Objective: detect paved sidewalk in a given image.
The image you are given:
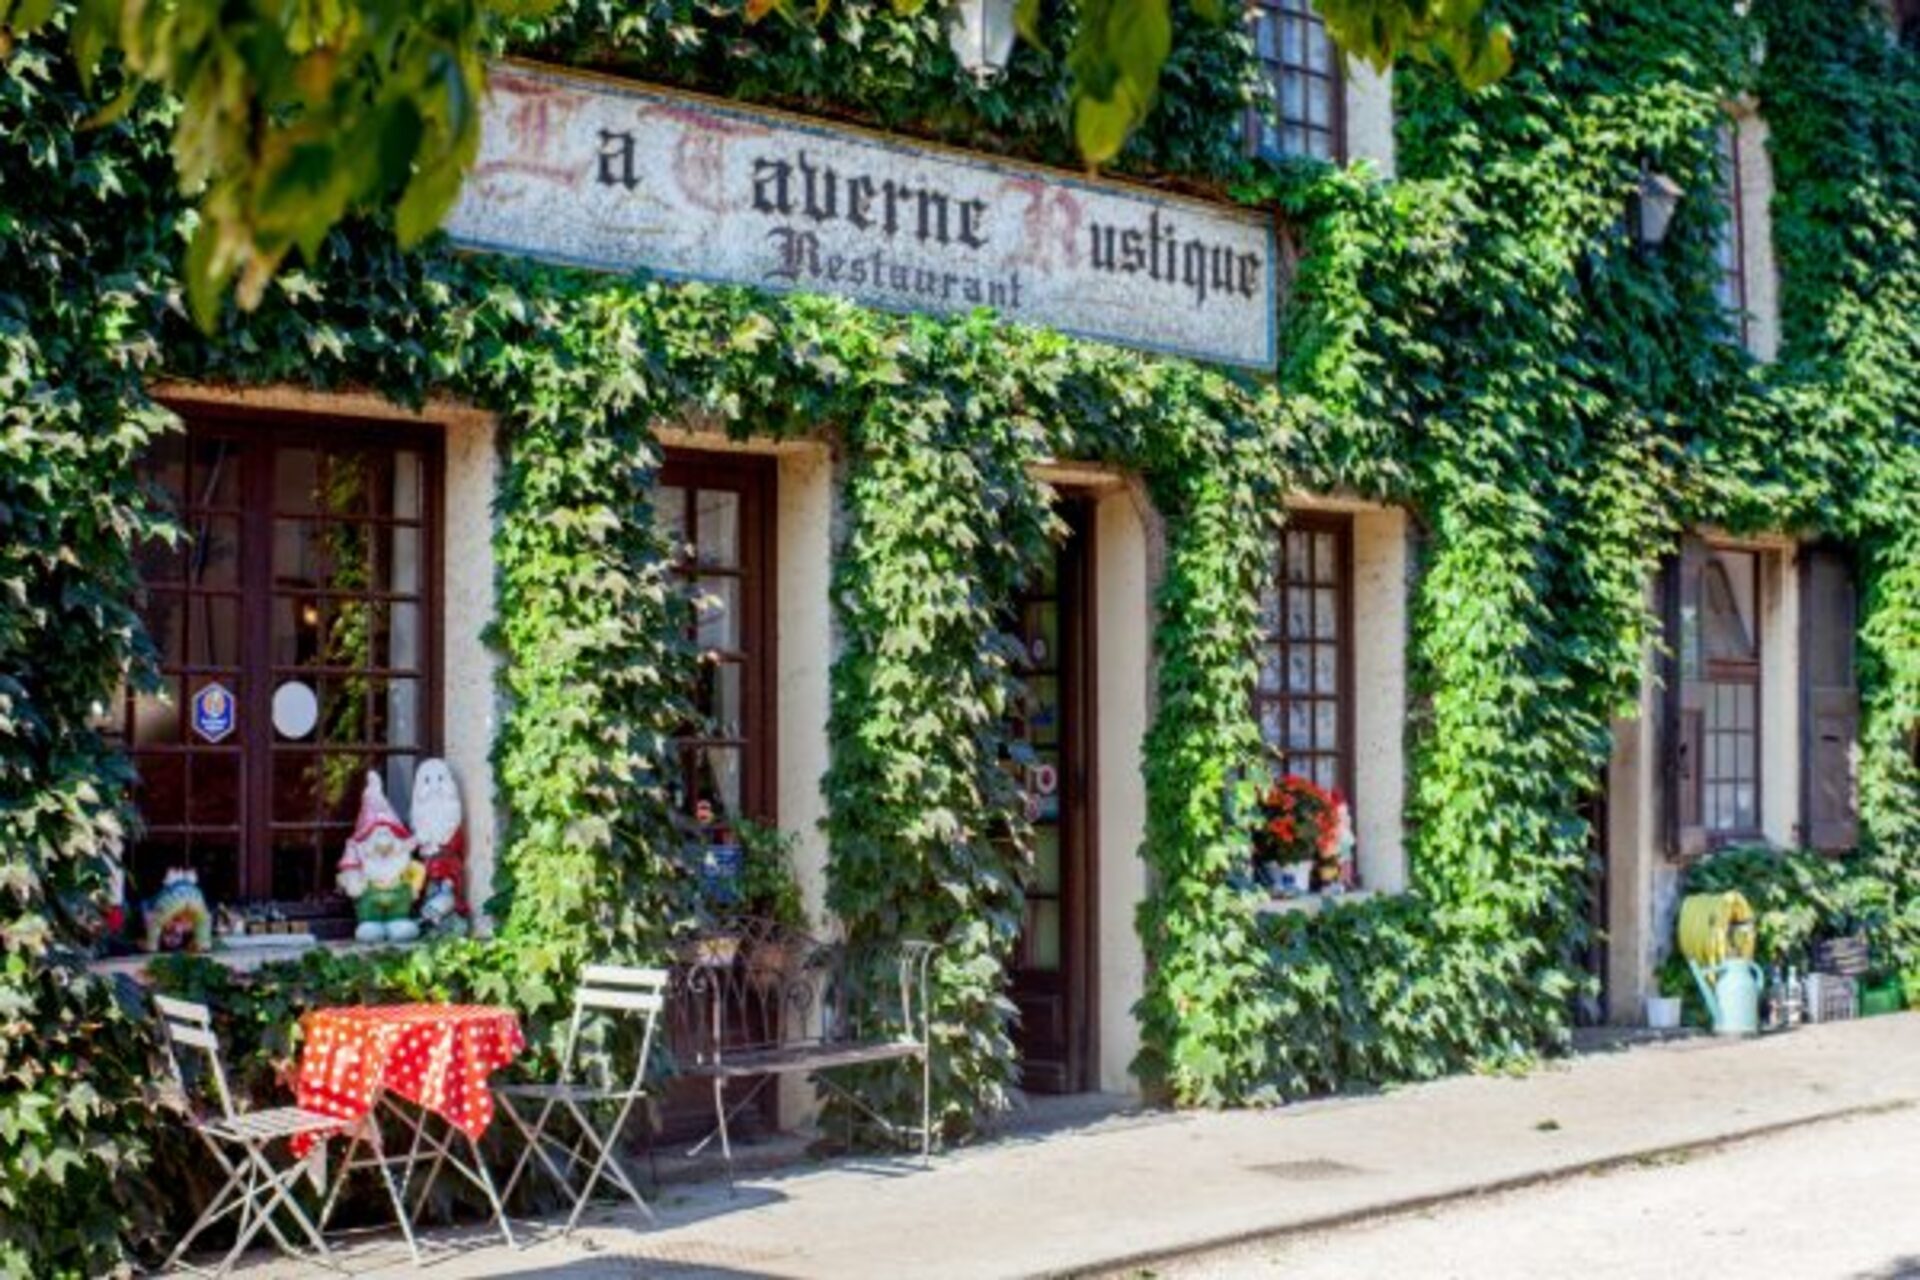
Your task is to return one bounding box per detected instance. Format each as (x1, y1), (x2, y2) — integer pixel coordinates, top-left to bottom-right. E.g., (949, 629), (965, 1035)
(247, 1014), (1920, 1279)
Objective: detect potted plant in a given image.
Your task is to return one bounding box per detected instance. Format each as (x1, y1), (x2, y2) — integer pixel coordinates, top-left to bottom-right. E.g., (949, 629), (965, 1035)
(734, 820), (808, 985)
(1250, 773), (1349, 897)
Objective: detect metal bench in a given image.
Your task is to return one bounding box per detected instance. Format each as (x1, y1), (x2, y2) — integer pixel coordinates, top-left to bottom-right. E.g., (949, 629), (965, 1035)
(667, 916), (936, 1182)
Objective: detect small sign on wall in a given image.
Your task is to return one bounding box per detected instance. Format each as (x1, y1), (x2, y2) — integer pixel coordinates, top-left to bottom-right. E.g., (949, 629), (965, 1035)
(191, 682), (236, 744)
(446, 62), (1280, 369)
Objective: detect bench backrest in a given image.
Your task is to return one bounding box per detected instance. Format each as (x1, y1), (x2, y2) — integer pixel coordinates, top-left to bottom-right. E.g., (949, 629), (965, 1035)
(668, 916), (933, 1065)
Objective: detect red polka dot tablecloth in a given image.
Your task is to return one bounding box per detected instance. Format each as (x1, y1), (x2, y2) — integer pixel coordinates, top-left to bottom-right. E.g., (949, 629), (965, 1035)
(293, 1004), (525, 1155)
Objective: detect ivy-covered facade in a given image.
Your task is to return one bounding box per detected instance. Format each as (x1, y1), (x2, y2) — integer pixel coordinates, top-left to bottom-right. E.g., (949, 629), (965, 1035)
(2, 0), (1916, 1274)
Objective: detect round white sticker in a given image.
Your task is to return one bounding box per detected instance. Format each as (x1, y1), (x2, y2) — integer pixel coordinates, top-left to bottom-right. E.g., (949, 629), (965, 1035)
(272, 681), (319, 740)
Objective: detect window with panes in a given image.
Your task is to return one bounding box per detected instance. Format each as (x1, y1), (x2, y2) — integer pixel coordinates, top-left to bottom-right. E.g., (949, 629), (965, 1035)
(654, 454), (776, 836)
(1712, 122), (1748, 338)
(1248, 0), (1344, 161)
(1699, 545), (1762, 838)
(114, 412), (440, 922)
(1256, 514), (1354, 799)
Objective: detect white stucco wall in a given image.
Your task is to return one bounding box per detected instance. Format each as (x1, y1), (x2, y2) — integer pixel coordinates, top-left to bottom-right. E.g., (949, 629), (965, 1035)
(1351, 506), (1411, 893)
(775, 444), (835, 926)
(442, 412), (502, 919)
(1344, 63), (1396, 179)
(1093, 480), (1154, 1094)
(1734, 109), (1781, 363)
(1759, 542), (1801, 848)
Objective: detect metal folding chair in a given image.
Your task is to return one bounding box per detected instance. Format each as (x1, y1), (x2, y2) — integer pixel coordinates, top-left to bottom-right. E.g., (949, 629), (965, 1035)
(151, 996), (337, 1275)
(495, 964), (667, 1235)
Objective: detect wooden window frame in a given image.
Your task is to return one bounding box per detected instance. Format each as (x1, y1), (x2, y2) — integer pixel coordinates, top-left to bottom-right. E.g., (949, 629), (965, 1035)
(659, 450), (778, 828)
(1245, 0), (1348, 164)
(124, 406), (445, 909)
(1716, 121), (1750, 344)
(1700, 544), (1763, 846)
(1256, 511), (1356, 805)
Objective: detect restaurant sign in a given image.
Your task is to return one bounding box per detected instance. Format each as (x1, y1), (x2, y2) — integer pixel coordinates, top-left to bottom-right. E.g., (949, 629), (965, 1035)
(445, 62), (1279, 369)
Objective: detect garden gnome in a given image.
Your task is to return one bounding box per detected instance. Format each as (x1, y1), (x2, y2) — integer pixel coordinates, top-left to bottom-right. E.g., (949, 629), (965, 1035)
(141, 867), (212, 953)
(410, 758), (469, 936)
(338, 772), (424, 942)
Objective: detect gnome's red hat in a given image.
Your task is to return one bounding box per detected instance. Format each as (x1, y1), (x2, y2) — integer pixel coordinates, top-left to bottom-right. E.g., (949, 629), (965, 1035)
(348, 771), (415, 853)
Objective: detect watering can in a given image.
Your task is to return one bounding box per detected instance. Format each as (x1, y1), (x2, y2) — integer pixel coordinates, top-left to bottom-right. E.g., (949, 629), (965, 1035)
(1690, 958), (1764, 1036)
(1677, 892), (1761, 1035)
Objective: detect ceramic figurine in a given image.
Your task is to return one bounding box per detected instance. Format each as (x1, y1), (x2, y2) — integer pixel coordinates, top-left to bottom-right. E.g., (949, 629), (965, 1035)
(338, 772), (424, 943)
(141, 868), (213, 953)
(410, 759), (469, 936)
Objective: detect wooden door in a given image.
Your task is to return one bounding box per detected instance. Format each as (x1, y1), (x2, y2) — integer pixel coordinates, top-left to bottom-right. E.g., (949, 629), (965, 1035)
(1009, 500), (1094, 1094)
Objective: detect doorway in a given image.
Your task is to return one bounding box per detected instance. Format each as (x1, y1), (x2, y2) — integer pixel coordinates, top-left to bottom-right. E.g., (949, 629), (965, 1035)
(1009, 498), (1096, 1094)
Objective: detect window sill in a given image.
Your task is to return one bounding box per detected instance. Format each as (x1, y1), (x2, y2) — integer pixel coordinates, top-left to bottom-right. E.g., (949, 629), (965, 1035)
(1254, 888), (1375, 917)
(87, 936), (415, 979)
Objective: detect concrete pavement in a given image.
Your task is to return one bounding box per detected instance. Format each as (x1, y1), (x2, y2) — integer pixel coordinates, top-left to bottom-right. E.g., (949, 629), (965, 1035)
(231, 1014), (1920, 1279)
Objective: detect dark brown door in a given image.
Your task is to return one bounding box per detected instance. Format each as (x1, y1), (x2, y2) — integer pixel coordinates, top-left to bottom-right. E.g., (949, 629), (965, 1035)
(1009, 499), (1095, 1094)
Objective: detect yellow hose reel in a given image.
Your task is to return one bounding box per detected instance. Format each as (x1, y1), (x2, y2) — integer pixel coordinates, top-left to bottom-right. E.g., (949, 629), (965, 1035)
(1677, 891), (1757, 967)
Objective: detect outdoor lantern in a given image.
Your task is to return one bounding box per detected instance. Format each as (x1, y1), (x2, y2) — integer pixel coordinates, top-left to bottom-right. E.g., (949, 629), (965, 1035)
(947, 0), (1018, 80)
(1635, 164), (1684, 247)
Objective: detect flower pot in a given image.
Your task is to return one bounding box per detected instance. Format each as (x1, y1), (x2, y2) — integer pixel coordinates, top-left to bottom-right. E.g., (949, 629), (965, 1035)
(1645, 995), (1682, 1030)
(680, 934), (741, 968)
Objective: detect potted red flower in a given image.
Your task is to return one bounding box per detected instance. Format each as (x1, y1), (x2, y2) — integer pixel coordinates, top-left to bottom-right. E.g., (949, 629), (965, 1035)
(1250, 774), (1352, 896)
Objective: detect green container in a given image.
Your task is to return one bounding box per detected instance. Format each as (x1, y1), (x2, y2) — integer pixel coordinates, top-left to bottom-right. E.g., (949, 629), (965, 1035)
(1860, 977), (1905, 1017)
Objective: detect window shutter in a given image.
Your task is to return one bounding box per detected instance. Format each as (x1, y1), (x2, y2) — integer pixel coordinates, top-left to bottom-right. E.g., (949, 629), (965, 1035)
(1663, 536), (1709, 859)
(1800, 544), (1860, 852)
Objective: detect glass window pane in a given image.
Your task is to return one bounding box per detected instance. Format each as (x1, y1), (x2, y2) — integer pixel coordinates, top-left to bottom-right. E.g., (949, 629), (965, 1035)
(1033, 827), (1062, 894)
(1288, 646), (1312, 693)
(372, 524), (423, 595)
(1286, 588), (1311, 639)
(132, 677), (183, 746)
(1025, 602), (1060, 668)
(275, 447), (321, 515)
(1258, 648), (1283, 695)
(692, 745), (744, 822)
(696, 575), (741, 652)
(654, 486), (688, 557)
(696, 490), (741, 568)
(1307, 19), (1331, 71)
(1288, 701), (1312, 750)
(1314, 588), (1338, 638)
(1315, 699), (1338, 751)
(699, 661), (745, 740)
(1285, 531), (1311, 580)
(191, 438), (242, 509)
(1260, 700), (1283, 747)
(188, 753), (241, 828)
(187, 595), (241, 668)
(1281, 15), (1303, 62)
(133, 754), (186, 827)
(1026, 901), (1062, 971)
(140, 591), (186, 667)
(188, 516), (243, 589)
(367, 678), (422, 750)
(1282, 75), (1305, 121)
(1314, 644), (1337, 694)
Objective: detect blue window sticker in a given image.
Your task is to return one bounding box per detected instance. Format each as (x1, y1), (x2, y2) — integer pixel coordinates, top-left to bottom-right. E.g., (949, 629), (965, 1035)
(191, 682), (236, 744)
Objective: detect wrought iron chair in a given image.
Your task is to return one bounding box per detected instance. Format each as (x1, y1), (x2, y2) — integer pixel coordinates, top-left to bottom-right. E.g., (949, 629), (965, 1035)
(495, 963), (669, 1235)
(152, 994), (410, 1276)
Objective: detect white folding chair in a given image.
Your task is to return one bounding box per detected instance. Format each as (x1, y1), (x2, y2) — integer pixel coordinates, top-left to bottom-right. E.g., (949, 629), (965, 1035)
(152, 995), (350, 1276)
(495, 964), (668, 1235)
